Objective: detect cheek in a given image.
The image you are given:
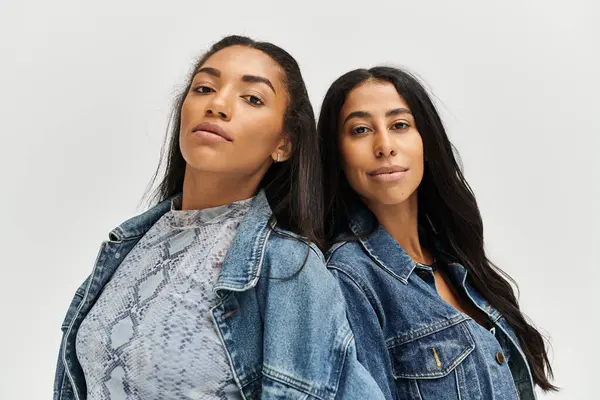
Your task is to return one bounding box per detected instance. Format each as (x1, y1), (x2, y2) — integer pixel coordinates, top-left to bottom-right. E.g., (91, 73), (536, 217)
(179, 101), (190, 153)
(340, 139), (367, 168)
(237, 112), (283, 151)
(179, 100), (198, 156)
(179, 95), (195, 128)
(340, 141), (370, 192)
(400, 135), (425, 193)
(218, 112), (285, 171)
(238, 133), (278, 161)
(409, 135), (425, 177)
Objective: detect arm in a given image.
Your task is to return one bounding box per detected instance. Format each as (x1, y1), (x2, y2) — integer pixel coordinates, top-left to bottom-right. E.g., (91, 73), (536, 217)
(257, 243), (386, 400)
(53, 276), (89, 399)
(329, 265), (397, 400)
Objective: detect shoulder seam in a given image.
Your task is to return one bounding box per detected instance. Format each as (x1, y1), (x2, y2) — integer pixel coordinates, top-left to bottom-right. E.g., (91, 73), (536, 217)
(327, 262), (381, 322)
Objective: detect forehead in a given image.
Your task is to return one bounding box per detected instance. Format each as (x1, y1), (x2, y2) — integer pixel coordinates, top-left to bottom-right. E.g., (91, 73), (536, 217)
(198, 46), (284, 87)
(341, 80), (410, 117)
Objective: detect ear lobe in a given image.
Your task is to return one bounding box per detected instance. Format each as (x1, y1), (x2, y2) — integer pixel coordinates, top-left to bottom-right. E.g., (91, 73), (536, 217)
(272, 134), (292, 163)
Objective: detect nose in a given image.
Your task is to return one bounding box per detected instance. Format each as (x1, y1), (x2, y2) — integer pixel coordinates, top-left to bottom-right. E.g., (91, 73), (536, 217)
(373, 131), (397, 158)
(205, 92), (232, 121)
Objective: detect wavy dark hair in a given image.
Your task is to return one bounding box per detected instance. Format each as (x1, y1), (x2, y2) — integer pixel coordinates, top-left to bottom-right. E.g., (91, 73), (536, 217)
(146, 35), (324, 249)
(318, 66), (556, 391)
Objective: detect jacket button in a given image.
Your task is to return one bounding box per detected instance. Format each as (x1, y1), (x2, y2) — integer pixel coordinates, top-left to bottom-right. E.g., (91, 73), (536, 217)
(496, 352), (505, 365)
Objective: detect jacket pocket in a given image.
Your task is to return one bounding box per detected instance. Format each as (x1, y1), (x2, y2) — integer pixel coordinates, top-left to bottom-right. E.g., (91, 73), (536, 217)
(389, 319), (475, 379)
(388, 320), (476, 399)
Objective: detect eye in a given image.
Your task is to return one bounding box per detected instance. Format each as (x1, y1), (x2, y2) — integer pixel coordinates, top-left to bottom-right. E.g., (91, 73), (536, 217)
(194, 85), (215, 94)
(391, 121), (410, 130)
(242, 95), (264, 106)
(351, 126), (370, 136)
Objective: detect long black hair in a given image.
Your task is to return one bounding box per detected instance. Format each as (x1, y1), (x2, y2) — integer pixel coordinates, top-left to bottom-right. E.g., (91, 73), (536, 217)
(147, 35), (324, 249)
(318, 66), (556, 391)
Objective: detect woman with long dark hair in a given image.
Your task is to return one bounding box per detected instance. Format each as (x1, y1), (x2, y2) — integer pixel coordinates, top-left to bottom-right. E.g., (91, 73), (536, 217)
(53, 36), (383, 400)
(318, 66), (556, 399)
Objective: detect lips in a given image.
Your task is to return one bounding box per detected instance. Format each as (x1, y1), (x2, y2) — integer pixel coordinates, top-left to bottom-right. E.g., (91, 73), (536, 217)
(368, 165), (409, 182)
(368, 165), (408, 176)
(191, 122), (233, 142)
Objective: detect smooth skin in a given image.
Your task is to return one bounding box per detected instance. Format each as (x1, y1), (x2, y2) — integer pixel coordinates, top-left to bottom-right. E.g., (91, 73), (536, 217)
(339, 80), (488, 327)
(179, 45), (292, 211)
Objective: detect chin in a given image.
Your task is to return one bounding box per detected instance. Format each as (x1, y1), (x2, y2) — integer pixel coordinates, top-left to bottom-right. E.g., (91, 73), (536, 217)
(182, 144), (222, 165)
(183, 157), (226, 174)
(376, 196), (411, 207)
(366, 188), (412, 207)
(188, 159), (234, 174)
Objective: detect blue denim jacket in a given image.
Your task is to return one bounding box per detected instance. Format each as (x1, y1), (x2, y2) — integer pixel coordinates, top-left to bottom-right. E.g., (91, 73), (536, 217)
(326, 207), (537, 400)
(54, 191), (384, 400)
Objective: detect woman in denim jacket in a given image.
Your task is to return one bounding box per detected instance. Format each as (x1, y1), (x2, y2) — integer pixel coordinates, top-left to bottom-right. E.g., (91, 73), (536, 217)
(54, 36), (383, 400)
(318, 66), (557, 399)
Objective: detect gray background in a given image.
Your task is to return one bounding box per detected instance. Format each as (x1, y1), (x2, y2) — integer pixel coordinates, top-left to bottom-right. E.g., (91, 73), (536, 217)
(0, 0), (597, 398)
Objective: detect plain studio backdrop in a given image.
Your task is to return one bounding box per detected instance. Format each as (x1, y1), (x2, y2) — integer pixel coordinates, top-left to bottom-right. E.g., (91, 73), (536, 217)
(0, 0), (598, 398)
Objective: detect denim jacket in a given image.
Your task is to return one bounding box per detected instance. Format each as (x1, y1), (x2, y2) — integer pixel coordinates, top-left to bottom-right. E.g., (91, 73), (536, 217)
(54, 191), (384, 400)
(326, 207), (537, 400)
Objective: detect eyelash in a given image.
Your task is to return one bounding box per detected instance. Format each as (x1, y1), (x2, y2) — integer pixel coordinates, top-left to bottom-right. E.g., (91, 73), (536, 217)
(351, 126), (370, 136)
(392, 121), (410, 130)
(193, 86), (264, 106)
(350, 121), (410, 136)
(193, 85), (214, 94)
(242, 95), (264, 106)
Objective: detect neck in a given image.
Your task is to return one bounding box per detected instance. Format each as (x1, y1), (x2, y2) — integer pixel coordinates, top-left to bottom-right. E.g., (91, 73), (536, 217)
(181, 167), (262, 210)
(367, 194), (433, 265)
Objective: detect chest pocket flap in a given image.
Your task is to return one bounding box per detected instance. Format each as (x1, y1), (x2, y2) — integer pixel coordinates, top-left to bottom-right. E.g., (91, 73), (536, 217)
(389, 319), (475, 379)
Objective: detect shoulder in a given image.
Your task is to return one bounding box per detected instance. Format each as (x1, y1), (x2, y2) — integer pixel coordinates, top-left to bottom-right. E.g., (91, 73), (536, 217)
(326, 240), (390, 312)
(326, 240), (375, 281)
(261, 225), (327, 279)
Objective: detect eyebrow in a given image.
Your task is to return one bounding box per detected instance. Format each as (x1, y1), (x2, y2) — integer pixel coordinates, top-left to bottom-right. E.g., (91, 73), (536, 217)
(195, 67), (276, 94)
(242, 75), (276, 94)
(196, 67), (220, 78)
(343, 108), (412, 125)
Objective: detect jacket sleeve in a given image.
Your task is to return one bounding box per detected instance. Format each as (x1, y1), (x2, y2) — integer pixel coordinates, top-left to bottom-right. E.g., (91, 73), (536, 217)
(329, 265), (397, 400)
(257, 242), (386, 400)
(53, 276), (90, 400)
(53, 338), (67, 400)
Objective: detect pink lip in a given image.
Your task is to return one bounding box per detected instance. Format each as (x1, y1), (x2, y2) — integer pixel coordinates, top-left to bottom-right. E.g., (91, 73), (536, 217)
(368, 165), (409, 182)
(191, 122), (233, 142)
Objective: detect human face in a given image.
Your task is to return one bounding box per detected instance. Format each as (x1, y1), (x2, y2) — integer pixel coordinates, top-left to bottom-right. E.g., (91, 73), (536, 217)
(180, 45), (290, 179)
(338, 80), (424, 208)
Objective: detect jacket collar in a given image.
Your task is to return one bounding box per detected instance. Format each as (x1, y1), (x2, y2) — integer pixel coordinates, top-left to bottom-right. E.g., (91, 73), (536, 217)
(109, 197), (174, 241)
(109, 190), (274, 295)
(348, 206), (502, 319)
(348, 206), (461, 283)
(348, 206), (416, 284)
(213, 190), (273, 296)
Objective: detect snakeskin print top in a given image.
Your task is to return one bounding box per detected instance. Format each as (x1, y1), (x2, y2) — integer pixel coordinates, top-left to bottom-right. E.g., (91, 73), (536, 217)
(75, 195), (253, 399)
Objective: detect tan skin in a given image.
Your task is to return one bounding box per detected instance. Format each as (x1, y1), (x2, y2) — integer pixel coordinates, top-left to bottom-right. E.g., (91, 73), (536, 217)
(179, 45), (292, 211)
(339, 80), (488, 327)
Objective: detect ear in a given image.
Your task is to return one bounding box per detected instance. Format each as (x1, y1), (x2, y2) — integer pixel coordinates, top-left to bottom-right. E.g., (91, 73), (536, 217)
(271, 133), (292, 163)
